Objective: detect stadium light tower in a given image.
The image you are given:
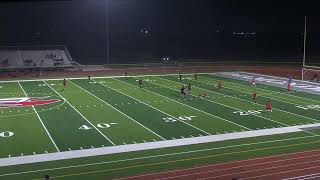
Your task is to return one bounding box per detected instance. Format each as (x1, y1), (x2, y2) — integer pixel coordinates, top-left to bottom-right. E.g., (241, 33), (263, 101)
(106, 0), (110, 64)
(303, 16), (307, 67)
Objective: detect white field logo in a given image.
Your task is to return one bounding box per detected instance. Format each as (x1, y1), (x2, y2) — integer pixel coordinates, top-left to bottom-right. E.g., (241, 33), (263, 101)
(0, 97), (60, 108)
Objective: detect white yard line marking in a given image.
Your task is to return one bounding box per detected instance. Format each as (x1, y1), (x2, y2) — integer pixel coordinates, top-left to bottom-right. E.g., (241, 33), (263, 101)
(155, 77), (288, 127)
(99, 79), (211, 136)
(18, 82), (60, 152)
(125, 78), (250, 131)
(68, 80), (165, 141)
(0, 134), (318, 176)
(43, 81), (116, 146)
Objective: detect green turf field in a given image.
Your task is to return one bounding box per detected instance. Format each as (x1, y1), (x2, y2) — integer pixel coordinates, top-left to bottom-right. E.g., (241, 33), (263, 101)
(1, 73), (320, 180)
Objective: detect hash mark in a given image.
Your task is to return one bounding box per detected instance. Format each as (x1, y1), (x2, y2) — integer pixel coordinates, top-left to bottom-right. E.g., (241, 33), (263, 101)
(33, 152), (36, 155)
(143, 140), (147, 143)
(102, 145), (105, 147)
(68, 148), (71, 151)
(21, 153), (24, 156)
(91, 146), (94, 149)
(153, 139), (157, 142)
(80, 147), (83, 150)
(123, 142), (126, 145)
(181, 136), (185, 138)
(8, 154), (11, 158)
(45, 151), (48, 154)
(133, 141), (137, 144)
(172, 137), (176, 140)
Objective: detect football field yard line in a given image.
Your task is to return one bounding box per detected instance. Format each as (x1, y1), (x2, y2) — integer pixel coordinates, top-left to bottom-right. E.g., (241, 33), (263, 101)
(68, 80), (166, 141)
(192, 77), (320, 123)
(1, 133), (317, 178)
(97, 80), (212, 136)
(29, 137), (320, 180)
(116, 77), (251, 131)
(154, 77), (288, 127)
(43, 81), (116, 146)
(17, 81), (60, 152)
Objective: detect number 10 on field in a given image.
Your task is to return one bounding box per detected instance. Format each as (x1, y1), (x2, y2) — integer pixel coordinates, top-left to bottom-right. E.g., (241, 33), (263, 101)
(79, 123), (118, 130)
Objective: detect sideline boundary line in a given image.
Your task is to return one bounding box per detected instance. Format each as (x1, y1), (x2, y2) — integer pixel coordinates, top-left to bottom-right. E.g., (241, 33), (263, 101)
(0, 73), (205, 83)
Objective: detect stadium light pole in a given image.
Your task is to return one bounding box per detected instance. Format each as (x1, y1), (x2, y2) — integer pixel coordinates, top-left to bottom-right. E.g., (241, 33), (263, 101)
(303, 16), (307, 67)
(106, 0), (110, 64)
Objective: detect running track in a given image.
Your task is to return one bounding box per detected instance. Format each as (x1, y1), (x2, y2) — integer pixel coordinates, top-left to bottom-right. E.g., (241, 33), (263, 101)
(116, 149), (320, 180)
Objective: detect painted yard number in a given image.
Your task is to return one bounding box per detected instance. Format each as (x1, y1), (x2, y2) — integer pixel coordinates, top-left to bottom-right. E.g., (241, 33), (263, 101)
(163, 116), (196, 123)
(296, 105), (320, 110)
(79, 123), (117, 130)
(0, 131), (14, 138)
(233, 110), (263, 116)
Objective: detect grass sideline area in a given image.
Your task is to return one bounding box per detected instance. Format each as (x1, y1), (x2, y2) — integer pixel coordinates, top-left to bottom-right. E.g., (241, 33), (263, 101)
(0, 73), (320, 179)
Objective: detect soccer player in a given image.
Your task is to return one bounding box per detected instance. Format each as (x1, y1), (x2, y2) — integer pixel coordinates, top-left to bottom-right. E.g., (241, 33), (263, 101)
(187, 83), (192, 94)
(287, 81), (292, 93)
(139, 78), (143, 89)
(252, 90), (257, 103)
(217, 80), (222, 91)
(194, 73), (198, 80)
(252, 77), (256, 87)
(181, 86), (186, 97)
(179, 73), (182, 81)
(63, 78), (66, 91)
(88, 75), (91, 80)
(265, 100), (272, 112)
(125, 72), (128, 79)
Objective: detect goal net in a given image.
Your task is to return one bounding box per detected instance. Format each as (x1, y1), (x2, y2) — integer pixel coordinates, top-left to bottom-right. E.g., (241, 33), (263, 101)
(302, 16), (320, 82)
(302, 67), (320, 82)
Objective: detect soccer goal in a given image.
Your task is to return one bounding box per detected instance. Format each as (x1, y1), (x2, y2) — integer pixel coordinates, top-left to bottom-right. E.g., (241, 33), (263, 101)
(301, 16), (320, 82)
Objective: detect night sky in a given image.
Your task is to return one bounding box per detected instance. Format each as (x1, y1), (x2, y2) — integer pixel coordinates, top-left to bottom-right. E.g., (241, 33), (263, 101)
(0, 0), (318, 64)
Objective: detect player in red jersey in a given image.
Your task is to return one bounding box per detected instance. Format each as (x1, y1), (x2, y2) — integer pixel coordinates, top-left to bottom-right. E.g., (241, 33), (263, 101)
(265, 100), (272, 112)
(252, 90), (257, 103)
(287, 82), (291, 93)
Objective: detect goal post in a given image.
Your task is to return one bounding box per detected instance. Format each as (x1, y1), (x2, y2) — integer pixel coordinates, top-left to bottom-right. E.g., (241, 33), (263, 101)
(301, 16), (320, 82)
